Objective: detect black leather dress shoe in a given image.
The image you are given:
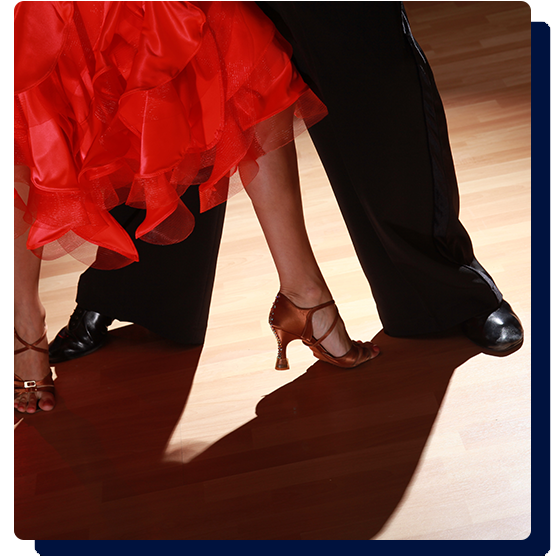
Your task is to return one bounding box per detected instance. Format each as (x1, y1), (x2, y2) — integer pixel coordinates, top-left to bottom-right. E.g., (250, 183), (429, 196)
(462, 300), (523, 352)
(49, 306), (114, 364)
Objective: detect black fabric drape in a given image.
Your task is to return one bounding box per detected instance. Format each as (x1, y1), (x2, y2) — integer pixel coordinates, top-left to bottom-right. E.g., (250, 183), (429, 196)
(257, 1), (501, 336)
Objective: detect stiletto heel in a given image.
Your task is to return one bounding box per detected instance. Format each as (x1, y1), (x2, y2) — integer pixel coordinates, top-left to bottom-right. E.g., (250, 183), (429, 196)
(269, 293), (379, 370)
(270, 324), (299, 370)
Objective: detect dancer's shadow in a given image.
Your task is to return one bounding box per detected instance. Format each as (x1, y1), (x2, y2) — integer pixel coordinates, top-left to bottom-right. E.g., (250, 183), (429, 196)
(176, 328), (482, 539)
(14, 324), (202, 540)
(15, 326), (481, 540)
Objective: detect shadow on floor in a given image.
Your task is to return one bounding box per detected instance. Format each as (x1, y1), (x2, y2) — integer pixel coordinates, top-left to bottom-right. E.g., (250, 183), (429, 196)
(15, 325), (480, 540)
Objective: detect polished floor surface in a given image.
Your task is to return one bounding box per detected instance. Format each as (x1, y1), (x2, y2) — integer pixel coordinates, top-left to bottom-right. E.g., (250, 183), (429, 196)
(14, 1), (531, 544)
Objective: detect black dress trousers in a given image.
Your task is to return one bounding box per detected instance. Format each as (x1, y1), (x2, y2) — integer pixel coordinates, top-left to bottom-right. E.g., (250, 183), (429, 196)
(76, 186), (226, 345)
(258, 1), (502, 336)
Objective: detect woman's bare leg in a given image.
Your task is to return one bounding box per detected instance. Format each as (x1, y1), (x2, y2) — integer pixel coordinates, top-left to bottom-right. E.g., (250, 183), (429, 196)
(244, 139), (372, 358)
(14, 232), (54, 413)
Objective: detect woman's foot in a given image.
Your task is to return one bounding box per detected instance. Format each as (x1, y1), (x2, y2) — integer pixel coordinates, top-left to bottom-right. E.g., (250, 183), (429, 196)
(286, 292), (352, 357)
(14, 325), (55, 413)
(270, 290), (380, 369)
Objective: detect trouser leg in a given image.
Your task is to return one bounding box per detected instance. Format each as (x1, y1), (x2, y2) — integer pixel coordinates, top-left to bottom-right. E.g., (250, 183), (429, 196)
(76, 186), (226, 345)
(258, 1), (501, 336)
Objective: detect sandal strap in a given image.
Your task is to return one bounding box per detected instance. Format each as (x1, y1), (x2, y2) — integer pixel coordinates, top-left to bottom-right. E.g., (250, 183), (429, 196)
(14, 372), (55, 395)
(307, 307), (341, 350)
(14, 328), (48, 355)
(302, 299), (337, 347)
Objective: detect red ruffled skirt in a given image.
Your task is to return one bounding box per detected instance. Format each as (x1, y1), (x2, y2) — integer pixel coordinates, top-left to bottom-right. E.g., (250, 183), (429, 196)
(14, 1), (327, 268)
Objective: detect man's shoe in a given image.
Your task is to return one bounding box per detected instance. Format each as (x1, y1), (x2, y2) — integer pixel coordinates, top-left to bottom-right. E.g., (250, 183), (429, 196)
(462, 300), (523, 352)
(49, 306), (114, 364)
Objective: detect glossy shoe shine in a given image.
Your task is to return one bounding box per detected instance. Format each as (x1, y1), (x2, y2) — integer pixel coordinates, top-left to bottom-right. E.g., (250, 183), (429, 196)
(269, 292), (379, 370)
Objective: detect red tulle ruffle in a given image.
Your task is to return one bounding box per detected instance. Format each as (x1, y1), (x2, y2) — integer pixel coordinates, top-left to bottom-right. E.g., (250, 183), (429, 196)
(14, 1), (327, 268)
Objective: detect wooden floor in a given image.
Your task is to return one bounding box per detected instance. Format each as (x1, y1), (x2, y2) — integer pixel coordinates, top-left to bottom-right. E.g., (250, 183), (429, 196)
(14, 1), (531, 546)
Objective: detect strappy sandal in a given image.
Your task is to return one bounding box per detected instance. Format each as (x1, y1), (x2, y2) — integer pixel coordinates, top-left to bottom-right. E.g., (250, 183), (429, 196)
(14, 328), (55, 413)
(269, 292), (380, 370)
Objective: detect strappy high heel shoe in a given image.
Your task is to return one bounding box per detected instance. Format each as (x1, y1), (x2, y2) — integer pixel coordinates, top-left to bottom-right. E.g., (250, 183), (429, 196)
(269, 292), (379, 370)
(14, 328), (55, 413)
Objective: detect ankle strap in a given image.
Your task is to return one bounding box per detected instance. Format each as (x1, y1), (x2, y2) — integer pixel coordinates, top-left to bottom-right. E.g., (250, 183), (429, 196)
(302, 299), (338, 346)
(14, 328), (49, 355)
(306, 302), (340, 349)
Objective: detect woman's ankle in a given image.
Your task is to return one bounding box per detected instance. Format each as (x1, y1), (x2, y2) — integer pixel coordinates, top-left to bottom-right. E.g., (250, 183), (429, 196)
(279, 284), (332, 309)
(14, 302), (47, 343)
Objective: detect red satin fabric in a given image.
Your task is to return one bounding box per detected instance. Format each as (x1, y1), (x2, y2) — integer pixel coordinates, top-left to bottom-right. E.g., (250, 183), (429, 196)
(14, 1), (327, 268)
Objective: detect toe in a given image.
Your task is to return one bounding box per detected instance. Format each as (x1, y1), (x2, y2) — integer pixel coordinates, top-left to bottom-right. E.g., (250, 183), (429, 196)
(15, 396), (28, 413)
(38, 392), (55, 412)
(26, 393), (38, 414)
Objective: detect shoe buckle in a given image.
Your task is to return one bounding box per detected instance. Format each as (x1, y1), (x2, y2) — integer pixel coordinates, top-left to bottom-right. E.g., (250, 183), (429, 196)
(24, 380), (37, 389)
